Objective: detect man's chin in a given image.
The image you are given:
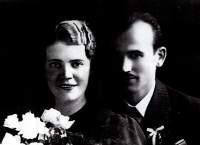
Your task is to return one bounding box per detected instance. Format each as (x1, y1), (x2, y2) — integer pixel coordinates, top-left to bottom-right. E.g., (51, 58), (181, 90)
(123, 85), (138, 94)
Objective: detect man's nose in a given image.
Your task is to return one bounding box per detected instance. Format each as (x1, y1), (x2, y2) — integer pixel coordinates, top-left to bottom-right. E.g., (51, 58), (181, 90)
(60, 65), (73, 79)
(122, 57), (132, 72)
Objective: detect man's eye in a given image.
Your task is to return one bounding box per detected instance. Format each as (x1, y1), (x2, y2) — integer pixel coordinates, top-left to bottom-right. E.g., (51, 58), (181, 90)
(49, 62), (61, 68)
(132, 54), (139, 58)
(130, 53), (142, 59)
(72, 62), (83, 68)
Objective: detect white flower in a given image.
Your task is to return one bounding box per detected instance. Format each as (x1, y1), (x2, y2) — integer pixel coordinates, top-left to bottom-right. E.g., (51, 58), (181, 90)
(41, 108), (61, 126)
(58, 115), (75, 129)
(29, 142), (43, 145)
(3, 114), (19, 129)
(147, 125), (164, 145)
(41, 108), (75, 129)
(16, 112), (47, 139)
(0, 133), (25, 145)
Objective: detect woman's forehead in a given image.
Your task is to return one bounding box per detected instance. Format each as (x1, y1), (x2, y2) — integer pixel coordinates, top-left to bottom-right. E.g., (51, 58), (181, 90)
(46, 42), (88, 61)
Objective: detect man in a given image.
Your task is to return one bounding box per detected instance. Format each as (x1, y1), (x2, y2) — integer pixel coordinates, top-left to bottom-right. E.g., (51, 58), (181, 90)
(110, 12), (200, 145)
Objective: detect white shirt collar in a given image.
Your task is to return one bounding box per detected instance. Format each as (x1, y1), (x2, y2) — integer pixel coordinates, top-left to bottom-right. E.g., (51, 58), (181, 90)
(126, 80), (155, 117)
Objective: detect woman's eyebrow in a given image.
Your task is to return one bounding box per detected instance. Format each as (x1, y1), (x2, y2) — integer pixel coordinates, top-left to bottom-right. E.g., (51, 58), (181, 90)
(70, 59), (84, 62)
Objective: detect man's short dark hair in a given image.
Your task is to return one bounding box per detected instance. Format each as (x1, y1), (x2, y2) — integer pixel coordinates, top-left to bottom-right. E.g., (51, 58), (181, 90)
(118, 12), (163, 52)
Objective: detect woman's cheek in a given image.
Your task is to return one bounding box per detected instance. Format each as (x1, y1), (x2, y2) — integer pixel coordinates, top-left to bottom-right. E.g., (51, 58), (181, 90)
(79, 66), (90, 78)
(46, 69), (59, 81)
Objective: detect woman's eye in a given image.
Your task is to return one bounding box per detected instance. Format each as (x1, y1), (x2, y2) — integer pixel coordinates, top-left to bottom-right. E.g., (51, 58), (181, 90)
(72, 62), (83, 68)
(49, 62), (61, 68)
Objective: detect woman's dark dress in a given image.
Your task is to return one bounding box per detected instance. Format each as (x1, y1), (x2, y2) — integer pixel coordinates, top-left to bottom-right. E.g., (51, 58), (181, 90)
(67, 102), (147, 145)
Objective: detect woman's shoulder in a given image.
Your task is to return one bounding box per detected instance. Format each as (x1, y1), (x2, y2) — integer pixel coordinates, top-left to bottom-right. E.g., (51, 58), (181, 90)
(94, 107), (115, 124)
(93, 104), (141, 126)
(89, 109), (147, 145)
(95, 106), (145, 132)
(79, 102), (138, 127)
(94, 105), (139, 125)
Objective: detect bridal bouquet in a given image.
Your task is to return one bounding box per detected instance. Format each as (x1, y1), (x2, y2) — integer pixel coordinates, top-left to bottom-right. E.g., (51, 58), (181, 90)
(1, 108), (135, 145)
(0, 108), (77, 145)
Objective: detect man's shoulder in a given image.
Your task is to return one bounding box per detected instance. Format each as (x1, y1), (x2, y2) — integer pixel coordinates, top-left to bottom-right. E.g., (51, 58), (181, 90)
(166, 83), (200, 104)
(157, 79), (200, 110)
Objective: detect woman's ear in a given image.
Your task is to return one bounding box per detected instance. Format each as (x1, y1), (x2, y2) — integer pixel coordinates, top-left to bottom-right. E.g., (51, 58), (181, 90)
(156, 46), (167, 67)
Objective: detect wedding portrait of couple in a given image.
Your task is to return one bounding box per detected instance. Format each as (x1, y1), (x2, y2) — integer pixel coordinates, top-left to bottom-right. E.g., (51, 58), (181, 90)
(0, 0), (200, 145)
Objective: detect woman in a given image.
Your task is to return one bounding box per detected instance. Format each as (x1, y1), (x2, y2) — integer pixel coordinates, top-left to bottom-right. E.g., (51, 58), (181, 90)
(43, 20), (147, 144)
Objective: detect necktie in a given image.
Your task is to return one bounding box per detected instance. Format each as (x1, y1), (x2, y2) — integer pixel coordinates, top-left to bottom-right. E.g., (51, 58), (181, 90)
(127, 107), (143, 123)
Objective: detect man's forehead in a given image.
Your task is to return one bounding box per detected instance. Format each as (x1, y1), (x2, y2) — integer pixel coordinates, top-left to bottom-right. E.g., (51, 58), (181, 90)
(114, 21), (154, 51)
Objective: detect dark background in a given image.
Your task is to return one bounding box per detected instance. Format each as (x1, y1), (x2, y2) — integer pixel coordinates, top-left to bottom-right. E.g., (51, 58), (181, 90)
(0, 0), (200, 134)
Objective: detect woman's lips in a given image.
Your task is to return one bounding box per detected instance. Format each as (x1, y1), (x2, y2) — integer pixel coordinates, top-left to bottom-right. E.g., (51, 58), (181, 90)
(58, 84), (77, 90)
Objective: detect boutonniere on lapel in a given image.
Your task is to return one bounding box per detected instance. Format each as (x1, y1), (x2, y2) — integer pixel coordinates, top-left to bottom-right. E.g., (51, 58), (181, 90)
(147, 125), (164, 145)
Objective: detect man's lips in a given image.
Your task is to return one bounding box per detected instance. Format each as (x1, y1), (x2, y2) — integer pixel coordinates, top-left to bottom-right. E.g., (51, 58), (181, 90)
(122, 74), (137, 80)
(123, 76), (137, 80)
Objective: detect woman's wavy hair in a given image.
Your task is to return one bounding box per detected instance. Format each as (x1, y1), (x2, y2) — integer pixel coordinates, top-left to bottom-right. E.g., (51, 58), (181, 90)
(55, 20), (96, 59)
(44, 20), (96, 59)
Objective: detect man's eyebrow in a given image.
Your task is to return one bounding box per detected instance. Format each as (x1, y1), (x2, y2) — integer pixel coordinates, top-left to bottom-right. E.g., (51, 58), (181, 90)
(47, 59), (62, 62)
(127, 50), (144, 55)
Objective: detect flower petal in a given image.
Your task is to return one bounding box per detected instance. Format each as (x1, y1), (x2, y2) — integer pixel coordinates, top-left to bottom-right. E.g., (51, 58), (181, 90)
(3, 114), (19, 129)
(1, 133), (21, 145)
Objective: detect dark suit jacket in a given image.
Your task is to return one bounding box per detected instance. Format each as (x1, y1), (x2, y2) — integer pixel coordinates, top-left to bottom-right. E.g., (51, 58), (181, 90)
(112, 79), (200, 145)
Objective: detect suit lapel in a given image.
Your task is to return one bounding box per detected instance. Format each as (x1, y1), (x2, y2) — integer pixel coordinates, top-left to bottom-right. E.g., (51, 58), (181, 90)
(142, 79), (171, 130)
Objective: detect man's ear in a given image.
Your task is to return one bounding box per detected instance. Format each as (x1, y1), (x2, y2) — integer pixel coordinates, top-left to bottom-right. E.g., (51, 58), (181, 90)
(156, 47), (167, 67)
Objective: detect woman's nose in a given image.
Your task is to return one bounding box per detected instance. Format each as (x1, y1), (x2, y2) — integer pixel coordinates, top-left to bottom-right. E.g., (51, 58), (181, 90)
(60, 65), (73, 79)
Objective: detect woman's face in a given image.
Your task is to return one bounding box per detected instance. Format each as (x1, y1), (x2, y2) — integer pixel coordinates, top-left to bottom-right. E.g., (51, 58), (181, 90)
(45, 41), (91, 102)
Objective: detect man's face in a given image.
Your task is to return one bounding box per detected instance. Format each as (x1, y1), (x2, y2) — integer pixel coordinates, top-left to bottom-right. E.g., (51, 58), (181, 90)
(115, 21), (160, 98)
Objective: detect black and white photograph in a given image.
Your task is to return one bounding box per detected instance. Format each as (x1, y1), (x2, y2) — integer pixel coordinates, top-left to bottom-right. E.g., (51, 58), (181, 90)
(0, 0), (200, 144)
